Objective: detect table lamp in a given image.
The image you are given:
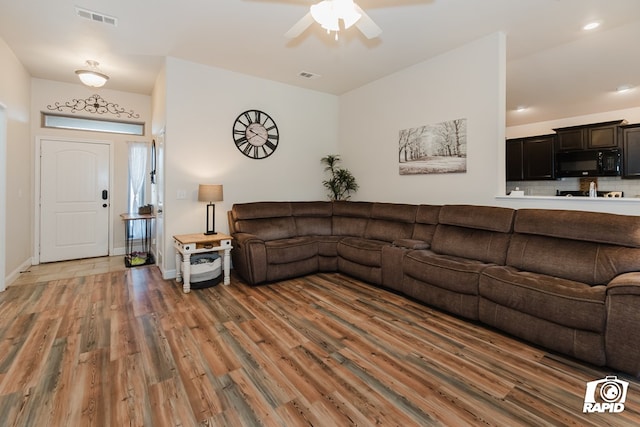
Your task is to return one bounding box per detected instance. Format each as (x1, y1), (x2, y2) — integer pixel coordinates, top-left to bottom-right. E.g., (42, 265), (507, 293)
(198, 184), (223, 235)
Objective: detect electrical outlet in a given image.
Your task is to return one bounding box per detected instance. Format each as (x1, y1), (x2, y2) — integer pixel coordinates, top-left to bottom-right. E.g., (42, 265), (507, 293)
(177, 189), (187, 200)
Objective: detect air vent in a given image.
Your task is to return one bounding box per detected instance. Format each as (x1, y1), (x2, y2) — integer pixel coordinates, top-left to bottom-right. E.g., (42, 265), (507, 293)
(299, 71), (321, 79)
(76, 7), (118, 26)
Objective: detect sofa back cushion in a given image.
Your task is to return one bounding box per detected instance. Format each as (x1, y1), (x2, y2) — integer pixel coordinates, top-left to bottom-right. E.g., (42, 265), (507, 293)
(508, 209), (640, 285)
(332, 201), (372, 237)
(230, 202), (296, 241)
(507, 234), (640, 285)
(412, 205), (441, 243)
(431, 205), (515, 265)
(514, 209), (640, 247)
(364, 203), (417, 242)
(291, 201), (333, 236)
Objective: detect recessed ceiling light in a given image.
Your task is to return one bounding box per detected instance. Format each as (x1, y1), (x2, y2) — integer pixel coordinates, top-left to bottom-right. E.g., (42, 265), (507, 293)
(515, 106), (527, 112)
(583, 21), (601, 31)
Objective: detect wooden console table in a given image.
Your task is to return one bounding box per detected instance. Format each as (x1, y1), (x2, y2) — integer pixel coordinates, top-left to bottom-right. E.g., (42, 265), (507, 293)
(173, 233), (232, 293)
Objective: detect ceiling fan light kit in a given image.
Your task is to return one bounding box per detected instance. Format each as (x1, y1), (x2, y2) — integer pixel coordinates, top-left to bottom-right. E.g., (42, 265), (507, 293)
(75, 60), (109, 88)
(311, 0), (361, 32)
(286, 0), (381, 40)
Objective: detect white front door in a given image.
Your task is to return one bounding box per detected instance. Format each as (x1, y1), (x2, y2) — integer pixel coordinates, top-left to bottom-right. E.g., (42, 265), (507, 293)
(40, 139), (110, 262)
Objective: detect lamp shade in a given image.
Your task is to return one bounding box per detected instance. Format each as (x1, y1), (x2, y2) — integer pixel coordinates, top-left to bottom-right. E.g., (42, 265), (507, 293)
(198, 184), (223, 202)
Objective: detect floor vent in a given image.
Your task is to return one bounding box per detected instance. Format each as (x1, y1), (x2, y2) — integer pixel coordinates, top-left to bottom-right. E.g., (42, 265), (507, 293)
(299, 71), (321, 79)
(76, 7), (118, 26)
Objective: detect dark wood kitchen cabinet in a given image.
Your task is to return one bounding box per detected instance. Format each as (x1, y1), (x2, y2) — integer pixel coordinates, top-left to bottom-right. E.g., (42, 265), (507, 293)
(506, 134), (555, 181)
(506, 138), (524, 181)
(555, 120), (625, 151)
(622, 124), (640, 178)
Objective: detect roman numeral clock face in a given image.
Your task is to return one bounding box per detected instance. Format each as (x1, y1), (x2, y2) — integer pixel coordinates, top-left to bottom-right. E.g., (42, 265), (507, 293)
(232, 109), (279, 159)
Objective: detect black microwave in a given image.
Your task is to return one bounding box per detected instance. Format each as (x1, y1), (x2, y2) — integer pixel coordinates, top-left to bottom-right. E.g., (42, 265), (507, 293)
(556, 149), (621, 177)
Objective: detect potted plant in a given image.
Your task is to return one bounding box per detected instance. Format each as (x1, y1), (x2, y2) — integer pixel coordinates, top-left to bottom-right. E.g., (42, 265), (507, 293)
(321, 154), (359, 201)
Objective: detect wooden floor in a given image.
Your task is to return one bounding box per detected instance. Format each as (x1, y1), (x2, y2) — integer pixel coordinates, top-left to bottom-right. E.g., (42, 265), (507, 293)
(1, 258), (639, 426)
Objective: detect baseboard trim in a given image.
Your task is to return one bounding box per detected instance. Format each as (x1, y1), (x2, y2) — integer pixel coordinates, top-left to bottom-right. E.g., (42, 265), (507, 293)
(5, 257), (34, 286)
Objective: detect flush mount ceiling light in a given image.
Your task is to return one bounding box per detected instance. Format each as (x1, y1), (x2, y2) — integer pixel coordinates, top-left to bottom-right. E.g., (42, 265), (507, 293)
(75, 60), (109, 88)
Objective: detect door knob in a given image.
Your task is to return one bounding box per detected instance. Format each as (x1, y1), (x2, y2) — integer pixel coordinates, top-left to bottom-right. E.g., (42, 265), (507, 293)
(102, 190), (108, 200)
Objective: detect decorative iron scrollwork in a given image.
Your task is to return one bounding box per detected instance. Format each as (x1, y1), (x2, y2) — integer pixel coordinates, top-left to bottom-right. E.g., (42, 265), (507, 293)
(47, 94), (140, 119)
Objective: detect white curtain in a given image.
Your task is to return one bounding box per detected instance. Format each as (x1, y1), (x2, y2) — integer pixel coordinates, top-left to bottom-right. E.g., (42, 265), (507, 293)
(128, 141), (148, 241)
(128, 141), (148, 213)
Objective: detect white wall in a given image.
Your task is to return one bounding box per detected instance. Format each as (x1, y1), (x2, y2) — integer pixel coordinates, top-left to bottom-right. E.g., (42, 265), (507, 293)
(160, 57), (339, 275)
(30, 79), (153, 254)
(151, 63), (167, 272)
(339, 33), (507, 205)
(0, 37), (31, 287)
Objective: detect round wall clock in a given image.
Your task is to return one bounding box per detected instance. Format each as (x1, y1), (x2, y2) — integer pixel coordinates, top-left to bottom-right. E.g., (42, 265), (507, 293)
(232, 109), (279, 159)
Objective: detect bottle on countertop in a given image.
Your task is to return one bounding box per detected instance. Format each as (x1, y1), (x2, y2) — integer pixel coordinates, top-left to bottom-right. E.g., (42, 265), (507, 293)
(589, 181), (597, 198)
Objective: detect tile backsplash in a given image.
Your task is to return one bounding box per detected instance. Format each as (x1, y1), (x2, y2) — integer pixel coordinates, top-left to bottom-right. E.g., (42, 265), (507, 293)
(506, 177), (640, 198)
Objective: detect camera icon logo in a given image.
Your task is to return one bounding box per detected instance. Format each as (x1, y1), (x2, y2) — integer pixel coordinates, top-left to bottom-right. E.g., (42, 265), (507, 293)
(583, 376), (629, 413)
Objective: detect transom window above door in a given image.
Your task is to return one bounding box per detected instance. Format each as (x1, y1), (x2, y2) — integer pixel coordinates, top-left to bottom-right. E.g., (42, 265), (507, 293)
(42, 112), (145, 136)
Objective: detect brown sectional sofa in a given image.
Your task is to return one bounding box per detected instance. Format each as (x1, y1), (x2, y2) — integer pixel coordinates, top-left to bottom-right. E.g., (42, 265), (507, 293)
(228, 201), (640, 377)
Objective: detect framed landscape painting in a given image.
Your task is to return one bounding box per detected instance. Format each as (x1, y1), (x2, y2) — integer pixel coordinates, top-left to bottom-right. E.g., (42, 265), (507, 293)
(399, 118), (467, 175)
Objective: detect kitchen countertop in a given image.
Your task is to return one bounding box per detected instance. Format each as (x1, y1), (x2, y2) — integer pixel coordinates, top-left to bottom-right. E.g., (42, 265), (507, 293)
(496, 195), (640, 202)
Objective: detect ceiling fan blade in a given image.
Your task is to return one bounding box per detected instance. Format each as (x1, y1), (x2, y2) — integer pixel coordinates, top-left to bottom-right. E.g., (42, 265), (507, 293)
(353, 4), (382, 39)
(285, 12), (315, 38)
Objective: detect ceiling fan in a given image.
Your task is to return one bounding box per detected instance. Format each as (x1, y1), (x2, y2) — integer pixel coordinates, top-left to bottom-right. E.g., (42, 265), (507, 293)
(285, 0), (382, 40)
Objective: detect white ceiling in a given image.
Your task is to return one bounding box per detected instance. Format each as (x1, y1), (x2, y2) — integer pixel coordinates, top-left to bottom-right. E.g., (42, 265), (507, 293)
(1, 0), (639, 126)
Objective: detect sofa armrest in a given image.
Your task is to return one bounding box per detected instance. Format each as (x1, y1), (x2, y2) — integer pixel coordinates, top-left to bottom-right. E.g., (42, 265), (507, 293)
(230, 232), (267, 285)
(233, 232), (263, 247)
(607, 272), (640, 296)
(392, 239), (430, 250)
(605, 272), (640, 376)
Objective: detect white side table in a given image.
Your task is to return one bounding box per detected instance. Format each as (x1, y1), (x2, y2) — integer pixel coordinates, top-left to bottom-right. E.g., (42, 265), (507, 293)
(173, 233), (233, 293)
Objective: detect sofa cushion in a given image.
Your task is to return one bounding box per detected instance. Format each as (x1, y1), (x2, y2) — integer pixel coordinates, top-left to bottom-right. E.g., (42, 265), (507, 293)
(231, 202), (296, 241)
(234, 217), (296, 241)
(265, 237), (317, 264)
(332, 201), (372, 237)
(403, 250), (489, 296)
(438, 205), (515, 233)
(430, 205), (515, 265)
(393, 239), (430, 250)
(514, 208), (640, 247)
(232, 201), (292, 220)
(364, 203), (417, 242)
(480, 266), (606, 333)
(316, 235), (341, 257)
(291, 201), (333, 236)
(337, 237), (388, 267)
(365, 220), (414, 243)
(431, 225), (511, 265)
(506, 234), (640, 286)
(411, 205), (441, 243)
